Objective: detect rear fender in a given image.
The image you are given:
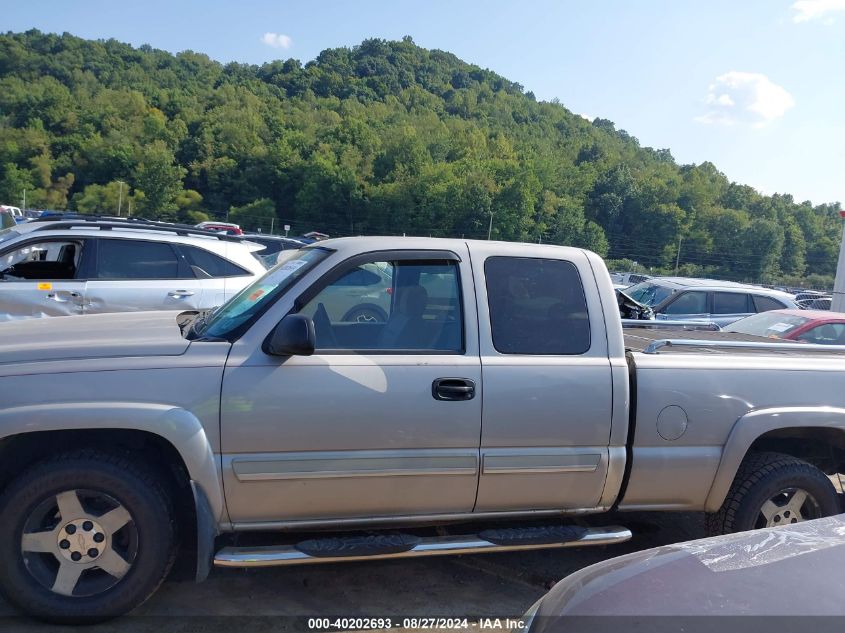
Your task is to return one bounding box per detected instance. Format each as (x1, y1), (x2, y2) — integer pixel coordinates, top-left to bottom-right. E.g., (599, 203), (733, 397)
(704, 406), (845, 512)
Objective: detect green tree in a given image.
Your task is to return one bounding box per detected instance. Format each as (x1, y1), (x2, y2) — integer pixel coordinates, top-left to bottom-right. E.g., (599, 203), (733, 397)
(229, 198), (276, 232)
(0, 162), (33, 207)
(133, 141), (185, 216)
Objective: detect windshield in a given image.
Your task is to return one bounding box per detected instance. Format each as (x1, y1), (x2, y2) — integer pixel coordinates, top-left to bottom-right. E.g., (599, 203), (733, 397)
(625, 281), (675, 307)
(198, 247), (331, 340)
(725, 312), (810, 338)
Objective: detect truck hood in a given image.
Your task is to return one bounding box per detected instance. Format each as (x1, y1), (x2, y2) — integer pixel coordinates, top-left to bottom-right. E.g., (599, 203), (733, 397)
(0, 311), (191, 365)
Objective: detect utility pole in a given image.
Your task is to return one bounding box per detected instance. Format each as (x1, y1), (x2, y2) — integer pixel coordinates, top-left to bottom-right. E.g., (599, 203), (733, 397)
(117, 181), (124, 217)
(487, 211), (494, 240)
(674, 236), (683, 275)
(22, 189), (26, 211)
(270, 218), (275, 235)
(832, 210), (845, 312)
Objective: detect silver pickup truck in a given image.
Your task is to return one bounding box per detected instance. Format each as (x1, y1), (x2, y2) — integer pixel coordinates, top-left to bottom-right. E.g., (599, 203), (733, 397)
(1, 236), (844, 622)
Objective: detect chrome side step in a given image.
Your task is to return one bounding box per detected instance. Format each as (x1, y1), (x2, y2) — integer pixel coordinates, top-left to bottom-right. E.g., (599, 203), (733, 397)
(213, 525), (632, 568)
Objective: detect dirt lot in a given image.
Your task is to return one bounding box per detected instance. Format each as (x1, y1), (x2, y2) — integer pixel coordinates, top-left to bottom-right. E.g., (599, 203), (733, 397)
(0, 512), (703, 632)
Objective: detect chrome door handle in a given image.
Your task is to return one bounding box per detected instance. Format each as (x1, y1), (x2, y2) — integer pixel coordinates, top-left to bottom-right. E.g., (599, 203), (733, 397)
(168, 290), (195, 298)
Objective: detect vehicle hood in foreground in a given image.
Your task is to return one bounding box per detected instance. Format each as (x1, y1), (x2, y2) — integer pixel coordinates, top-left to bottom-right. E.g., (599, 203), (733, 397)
(532, 515), (845, 626)
(0, 311), (191, 365)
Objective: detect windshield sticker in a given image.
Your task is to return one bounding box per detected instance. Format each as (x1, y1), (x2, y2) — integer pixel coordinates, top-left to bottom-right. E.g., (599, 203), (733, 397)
(767, 322), (794, 333)
(276, 259), (309, 277)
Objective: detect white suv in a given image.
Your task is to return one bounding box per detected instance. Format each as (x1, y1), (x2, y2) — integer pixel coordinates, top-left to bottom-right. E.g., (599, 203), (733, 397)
(0, 217), (267, 320)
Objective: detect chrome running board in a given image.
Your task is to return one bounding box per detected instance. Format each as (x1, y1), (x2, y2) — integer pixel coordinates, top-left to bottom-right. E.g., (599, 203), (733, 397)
(213, 525), (632, 568)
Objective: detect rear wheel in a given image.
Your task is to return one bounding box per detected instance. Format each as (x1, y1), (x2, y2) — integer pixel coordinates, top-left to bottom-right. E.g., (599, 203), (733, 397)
(0, 450), (175, 623)
(705, 451), (840, 536)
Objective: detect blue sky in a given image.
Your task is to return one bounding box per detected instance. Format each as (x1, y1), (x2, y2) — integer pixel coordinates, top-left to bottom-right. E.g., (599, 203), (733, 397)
(5, 0), (844, 206)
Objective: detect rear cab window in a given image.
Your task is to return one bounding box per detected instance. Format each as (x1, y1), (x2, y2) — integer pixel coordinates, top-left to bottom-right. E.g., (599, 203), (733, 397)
(484, 256), (590, 355)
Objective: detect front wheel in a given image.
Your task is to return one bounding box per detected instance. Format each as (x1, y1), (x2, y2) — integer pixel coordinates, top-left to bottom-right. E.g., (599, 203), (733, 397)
(0, 450), (175, 623)
(705, 451), (841, 536)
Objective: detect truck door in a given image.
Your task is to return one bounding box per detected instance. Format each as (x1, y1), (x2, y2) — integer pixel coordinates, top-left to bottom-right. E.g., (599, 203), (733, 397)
(220, 246), (482, 524)
(472, 247), (614, 512)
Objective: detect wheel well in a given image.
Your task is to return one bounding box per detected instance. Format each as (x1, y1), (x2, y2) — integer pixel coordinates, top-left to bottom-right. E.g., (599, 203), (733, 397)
(748, 427), (845, 475)
(0, 429), (198, 580)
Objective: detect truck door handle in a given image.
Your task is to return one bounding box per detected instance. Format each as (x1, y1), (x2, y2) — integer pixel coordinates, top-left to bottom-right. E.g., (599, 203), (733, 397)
(168, 290), (195, 298)
(432, 378), (476, 401)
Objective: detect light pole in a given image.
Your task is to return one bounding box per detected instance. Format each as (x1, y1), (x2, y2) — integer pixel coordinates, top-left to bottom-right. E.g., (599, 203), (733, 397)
(832, 210), (845, 312)
(487, 211), (494, 240)
(117, 181), (125, 217)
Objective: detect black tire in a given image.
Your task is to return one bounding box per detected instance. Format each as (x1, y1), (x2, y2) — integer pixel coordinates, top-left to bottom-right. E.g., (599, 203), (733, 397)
(705, 451), (840, 536)
(342, 304), (388, 323)
(0, 449), (175, 623)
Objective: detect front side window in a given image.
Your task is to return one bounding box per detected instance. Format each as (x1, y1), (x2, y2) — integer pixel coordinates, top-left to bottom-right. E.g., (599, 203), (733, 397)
(485, 257), (590, 355)
(94, 239), (185, 280)
(712, 292), (751, 315)
(298, 259), (463, 352)
(662, 291), (707, 315)
(201, 247), (330, 340)
(0, 240), (83, 280)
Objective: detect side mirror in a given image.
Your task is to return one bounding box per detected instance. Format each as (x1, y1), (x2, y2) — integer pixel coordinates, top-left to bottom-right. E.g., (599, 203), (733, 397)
(265, 314), (316, 356)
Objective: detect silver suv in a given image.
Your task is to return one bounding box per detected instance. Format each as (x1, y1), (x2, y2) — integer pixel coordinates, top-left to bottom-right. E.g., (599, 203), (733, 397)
(625, 277), (799, 327)
(0, 217), (266, 320)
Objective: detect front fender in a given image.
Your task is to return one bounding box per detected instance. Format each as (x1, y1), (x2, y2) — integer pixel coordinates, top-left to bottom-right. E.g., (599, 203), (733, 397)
(704, 406), (845, 512)
(0, 401), (224, 522)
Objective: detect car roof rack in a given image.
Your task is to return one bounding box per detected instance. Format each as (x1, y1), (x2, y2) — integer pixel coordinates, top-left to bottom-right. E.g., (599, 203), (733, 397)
(30, 215), (243, 242)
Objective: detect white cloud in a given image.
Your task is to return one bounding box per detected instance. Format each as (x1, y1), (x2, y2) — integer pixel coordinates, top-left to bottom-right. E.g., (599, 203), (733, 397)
(261, 32), (292, 49)
(696, 71), (795, 127)
(791, 0), (845, 23)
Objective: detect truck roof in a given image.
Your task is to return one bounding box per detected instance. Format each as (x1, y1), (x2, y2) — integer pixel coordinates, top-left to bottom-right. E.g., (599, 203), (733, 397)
(307, 236), (589, 258)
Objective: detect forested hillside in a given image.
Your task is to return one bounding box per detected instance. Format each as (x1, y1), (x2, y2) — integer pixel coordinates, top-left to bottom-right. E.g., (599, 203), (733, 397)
(0, 30), (840, 285)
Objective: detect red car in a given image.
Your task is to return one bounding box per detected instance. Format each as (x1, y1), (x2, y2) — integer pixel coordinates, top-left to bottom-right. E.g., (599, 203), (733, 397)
(725, 308), (845, 344)
(195, 221), (243, 236)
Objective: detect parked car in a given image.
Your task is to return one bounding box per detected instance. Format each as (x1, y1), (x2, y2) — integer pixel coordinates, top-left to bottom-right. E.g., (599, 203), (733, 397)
(1, 237), (845, 621)
(608, 271), (650, 288)
(240, 234), (306, 268)
(624, 277), (799, 327)
(725, 309), (845, 344)
(793, 290), (833, 310)
(524, 514), (845, 631)
(0, 217), (266, 320)
(0, 205), (24, 223)
(194, 221), (243, 236)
